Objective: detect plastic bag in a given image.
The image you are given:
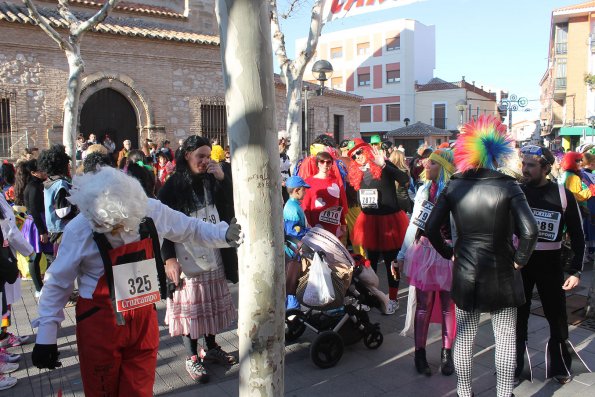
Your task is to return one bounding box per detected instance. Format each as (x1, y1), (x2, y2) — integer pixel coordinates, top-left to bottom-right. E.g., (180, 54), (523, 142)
(302, 252), (335, 306)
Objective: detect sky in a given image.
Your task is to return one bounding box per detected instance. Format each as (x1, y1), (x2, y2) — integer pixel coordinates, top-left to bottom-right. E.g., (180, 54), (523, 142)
(276, 0), (581, 122)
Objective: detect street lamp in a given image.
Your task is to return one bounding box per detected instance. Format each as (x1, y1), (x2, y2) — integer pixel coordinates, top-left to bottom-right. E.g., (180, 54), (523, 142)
(304, 60), (334, 151)
(456, 100), (467, 125)
(500, 94), (529, 131)
(311, 60), (334, 95)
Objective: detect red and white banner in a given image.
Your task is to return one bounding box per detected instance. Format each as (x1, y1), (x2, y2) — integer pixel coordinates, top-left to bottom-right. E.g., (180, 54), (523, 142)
(323, 0), (425, 23)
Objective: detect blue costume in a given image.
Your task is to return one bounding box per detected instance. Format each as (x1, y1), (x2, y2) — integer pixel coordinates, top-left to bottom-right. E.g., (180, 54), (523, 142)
(283, 197), (308, 240)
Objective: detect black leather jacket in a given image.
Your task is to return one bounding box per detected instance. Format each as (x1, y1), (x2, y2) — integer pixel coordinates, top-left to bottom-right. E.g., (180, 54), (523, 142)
(426, 169), (538, 312)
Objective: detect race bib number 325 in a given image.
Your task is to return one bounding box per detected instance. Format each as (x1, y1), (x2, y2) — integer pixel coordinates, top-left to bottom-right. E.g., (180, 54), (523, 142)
(112, 259), (160, 312)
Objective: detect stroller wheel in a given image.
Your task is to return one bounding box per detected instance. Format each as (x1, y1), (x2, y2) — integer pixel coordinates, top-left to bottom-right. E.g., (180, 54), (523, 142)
(310, 331), (344, 369)
(363, 330), (383, 349)
(285, 309), (306, 342)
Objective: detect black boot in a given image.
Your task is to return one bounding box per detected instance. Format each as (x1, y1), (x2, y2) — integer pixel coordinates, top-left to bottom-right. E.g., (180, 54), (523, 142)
(441, 348), (454, 376)
(414, 348), (432, 376)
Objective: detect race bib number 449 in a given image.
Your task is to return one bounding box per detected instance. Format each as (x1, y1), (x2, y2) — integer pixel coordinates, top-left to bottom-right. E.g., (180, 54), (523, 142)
(112, 259), (160, 312)
(531, 208), (561, 241)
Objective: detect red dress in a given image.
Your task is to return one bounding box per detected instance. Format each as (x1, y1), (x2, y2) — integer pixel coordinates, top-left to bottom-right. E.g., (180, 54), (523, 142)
(301, 176), (348, 235)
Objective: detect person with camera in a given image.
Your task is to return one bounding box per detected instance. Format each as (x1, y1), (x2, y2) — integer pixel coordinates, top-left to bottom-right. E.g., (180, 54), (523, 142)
(516, 145), (584, 385)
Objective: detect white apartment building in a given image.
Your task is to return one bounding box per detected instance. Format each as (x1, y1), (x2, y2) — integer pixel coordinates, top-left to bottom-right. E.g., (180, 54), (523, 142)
(296, 19), (435, 136)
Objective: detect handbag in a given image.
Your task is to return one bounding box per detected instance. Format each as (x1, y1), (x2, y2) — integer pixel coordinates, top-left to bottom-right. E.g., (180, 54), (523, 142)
(0, 227), (19, 284)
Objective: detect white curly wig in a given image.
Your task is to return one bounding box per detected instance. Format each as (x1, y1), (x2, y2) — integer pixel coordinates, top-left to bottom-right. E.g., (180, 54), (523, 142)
(67, 166), (148, 233)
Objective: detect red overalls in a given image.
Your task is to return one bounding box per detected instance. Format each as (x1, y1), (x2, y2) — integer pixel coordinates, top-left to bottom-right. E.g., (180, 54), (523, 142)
(76, 218), (166, 397)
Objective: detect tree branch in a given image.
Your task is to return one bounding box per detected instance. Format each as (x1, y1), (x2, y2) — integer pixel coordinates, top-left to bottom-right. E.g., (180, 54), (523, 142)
(22, 0), (73, 52)
(270, 0), (290, 76)
(57, 0), (79, 26)
(294, 0), (325, 77)
(73, 0), (120, 37)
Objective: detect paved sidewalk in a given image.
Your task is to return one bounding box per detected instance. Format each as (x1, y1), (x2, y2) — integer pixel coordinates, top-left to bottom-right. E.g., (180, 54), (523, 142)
(2, 268), (594, 397)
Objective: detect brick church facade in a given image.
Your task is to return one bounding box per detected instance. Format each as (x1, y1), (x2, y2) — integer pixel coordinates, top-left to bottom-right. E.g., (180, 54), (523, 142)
(0, 0), (361, 157)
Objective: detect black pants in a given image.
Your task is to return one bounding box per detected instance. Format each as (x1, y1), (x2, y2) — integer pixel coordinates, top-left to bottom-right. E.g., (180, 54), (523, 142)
(516, 249), (571, 376)
(29, 253), (44, 292)
(368, 250), (399, 289)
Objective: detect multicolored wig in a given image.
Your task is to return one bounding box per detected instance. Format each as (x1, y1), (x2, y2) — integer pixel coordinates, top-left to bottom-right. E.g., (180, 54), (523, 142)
(347, 142), (383, 191)
(426, 149), (455, 198)
(561, 151), (583, 172)
(454, 115), (515, 173)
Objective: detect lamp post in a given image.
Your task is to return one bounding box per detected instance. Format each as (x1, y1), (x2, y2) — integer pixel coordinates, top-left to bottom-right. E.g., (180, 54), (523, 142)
(500, 94), (529, 131)
(589, 116), (595, 143)
(303, 60), (333, 152)
(456, 100), (467, 126)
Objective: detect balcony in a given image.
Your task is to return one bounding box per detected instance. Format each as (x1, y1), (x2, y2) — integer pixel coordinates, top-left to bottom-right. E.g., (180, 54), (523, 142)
(555, 77), (567, 90)
(555, 42), (567, 55)
(554, 77), (567, 100)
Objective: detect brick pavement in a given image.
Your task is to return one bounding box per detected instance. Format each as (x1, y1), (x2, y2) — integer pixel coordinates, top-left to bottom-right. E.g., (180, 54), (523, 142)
(2, 268), (594, 397)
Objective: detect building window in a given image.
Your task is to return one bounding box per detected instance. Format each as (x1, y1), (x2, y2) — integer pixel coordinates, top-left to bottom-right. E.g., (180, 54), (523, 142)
(333, 114), (344, 143)
(357, 42), (370, 56)
(360, 106), (372, 123)
(331, 77), (343, 90)
(0, 97), (9, 135)
(358, 73), (371, 86)
(386, 70), (400, 84)
(433, 104), (446, 129)
(386, 104), (400, 122)
(0, 95), (12, 158)
(386, 36), (400, 51)
(199, 99), (227, 144)
(330, 47), (343, 59)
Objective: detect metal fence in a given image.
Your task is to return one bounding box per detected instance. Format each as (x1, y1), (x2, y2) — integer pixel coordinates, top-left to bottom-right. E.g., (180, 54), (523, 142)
(0, 89), (15, 158)
(198, 98), (227, 146)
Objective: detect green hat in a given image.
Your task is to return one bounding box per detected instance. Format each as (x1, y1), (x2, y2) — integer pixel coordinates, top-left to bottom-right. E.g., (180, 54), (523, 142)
(347, 140), (355, 150)
(370, 134), (381, 144)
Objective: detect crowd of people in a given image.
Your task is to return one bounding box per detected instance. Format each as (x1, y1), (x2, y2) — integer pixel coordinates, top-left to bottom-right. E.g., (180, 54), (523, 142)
(279, 115), (588, 397)
(0, 116), (590, 396)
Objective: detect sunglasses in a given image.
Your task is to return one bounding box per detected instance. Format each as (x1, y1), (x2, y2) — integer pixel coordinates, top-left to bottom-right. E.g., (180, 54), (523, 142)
(351, 149), (364, 160)
(520, 145), (552, 164)
(318, 159), (332, 165)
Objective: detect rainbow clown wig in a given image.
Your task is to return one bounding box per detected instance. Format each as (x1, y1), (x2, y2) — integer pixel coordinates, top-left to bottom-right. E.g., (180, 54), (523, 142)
(427, 148), (455, 197)
(454, 115), (515, 173)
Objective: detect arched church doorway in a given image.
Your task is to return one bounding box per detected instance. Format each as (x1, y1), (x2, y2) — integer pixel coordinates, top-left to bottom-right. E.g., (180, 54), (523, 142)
(80, 88), (138, 149)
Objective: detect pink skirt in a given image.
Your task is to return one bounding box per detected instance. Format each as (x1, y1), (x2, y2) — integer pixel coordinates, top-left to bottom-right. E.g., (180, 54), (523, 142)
(165, 265), (237, 338)
(403, 236), (453, 292)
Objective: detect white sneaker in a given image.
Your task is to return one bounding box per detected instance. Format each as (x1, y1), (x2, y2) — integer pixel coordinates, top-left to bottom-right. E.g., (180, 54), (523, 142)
(0, 375), (17, 390)
(34, 291), (41, 299)
(384, 299), (399, 315)
(0, 362), (18, 374)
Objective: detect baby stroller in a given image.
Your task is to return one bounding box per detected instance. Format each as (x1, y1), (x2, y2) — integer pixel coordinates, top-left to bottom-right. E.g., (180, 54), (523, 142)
(284, 227), (384, 369)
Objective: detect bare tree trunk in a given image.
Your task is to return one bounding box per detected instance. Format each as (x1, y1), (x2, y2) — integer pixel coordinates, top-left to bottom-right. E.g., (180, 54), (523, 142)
(216, 0), (285, 396)
(22, 0), (119, 159)
(285, 76), (303, 166)
(270, 0), (326, 170)
(63, 49), (84, 160)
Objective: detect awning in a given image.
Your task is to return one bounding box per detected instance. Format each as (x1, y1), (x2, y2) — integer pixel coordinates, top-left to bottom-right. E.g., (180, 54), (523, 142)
(559, 126), (595, 136)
